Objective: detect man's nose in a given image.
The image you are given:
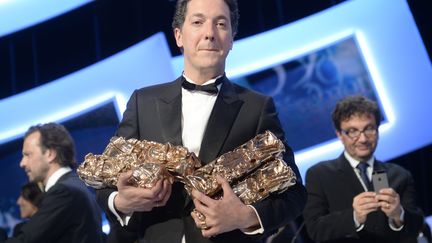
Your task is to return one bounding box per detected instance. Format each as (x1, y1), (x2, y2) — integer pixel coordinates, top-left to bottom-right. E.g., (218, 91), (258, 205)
(204, 23), (216, 41)
(19, 159), (25, 168)
(357, 131), (368, 141)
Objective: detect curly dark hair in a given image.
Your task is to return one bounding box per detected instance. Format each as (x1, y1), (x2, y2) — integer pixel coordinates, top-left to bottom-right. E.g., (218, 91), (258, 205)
(24, 123), (77, 168)
(21, 182), (44, 207)
(332, 95), (382, 131)
(172, 0), (239, 36)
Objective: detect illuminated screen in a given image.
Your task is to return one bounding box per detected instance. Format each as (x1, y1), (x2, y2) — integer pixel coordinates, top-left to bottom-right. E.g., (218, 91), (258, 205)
(233, 37), (384, 151)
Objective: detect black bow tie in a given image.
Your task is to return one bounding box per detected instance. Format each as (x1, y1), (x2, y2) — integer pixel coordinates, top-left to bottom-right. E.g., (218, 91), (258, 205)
(181, 76), (223, 94)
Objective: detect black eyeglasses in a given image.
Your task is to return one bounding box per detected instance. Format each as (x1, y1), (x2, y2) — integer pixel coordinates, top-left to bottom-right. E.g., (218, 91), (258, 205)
(341, 126), (377, 139)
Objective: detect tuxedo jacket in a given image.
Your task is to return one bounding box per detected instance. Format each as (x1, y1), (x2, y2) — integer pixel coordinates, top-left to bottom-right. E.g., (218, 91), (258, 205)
(97, 76), (307, 243)
(5, 172), (102, 243)
(303, 154), (424, 243)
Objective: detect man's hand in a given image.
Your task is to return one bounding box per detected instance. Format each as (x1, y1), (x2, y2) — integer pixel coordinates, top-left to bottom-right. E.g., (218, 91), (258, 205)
(114, 171), (172, 214)
(353, 191), (380, 224)
(191, 175), (260, 238)
(376, 188), (403, 227)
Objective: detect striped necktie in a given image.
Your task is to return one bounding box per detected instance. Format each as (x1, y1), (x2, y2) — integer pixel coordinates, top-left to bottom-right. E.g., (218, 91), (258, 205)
(357, 162), (372, 191)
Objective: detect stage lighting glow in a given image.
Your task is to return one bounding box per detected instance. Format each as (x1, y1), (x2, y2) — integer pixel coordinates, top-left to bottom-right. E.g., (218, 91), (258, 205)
(0, 0), (93, 37)
(0, 32), (175, 144)
(0, 92), (117, 143)
(354, 31), (396, 126)
(102, 221), (110, 234)
(227, 30), (356, 79)
(0, 0), (12, 5)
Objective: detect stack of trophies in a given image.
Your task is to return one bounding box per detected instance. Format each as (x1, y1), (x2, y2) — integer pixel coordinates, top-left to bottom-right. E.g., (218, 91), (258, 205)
(78, 130), (297, 205)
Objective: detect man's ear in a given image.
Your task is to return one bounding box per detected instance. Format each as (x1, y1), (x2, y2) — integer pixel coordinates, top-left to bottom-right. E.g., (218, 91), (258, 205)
(45, 148), (57, 164)
(174, 28), (183, 48)
(336, 130), (343, 140)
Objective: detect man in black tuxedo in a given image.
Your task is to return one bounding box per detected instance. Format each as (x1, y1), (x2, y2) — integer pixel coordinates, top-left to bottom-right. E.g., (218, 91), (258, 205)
(303, 96), (424, 243)
(2, 123), (102, 243)
(96, 0), (307, 242)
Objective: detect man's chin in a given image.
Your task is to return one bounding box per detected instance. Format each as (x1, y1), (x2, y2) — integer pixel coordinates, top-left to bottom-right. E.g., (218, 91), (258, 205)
(28, 176), (40, 183)
(357, 153), (373, 161)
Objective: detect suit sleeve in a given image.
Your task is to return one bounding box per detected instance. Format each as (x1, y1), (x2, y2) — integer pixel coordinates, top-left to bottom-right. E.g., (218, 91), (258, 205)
(398, 169), (424, 237)
(0, 228), (7, 242)
(116, 89), (140, 140)
(251, 97), (307, 233)
(6, 185), (77, 242)
(96, 90), (140, 224)
(303, 166), (359, 242)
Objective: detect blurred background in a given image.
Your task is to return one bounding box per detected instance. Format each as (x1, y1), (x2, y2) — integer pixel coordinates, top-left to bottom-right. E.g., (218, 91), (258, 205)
(0, 0), (431, 241)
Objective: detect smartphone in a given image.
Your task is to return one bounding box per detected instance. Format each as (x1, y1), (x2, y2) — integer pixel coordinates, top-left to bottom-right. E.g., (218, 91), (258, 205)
(372, 171), (389, 192)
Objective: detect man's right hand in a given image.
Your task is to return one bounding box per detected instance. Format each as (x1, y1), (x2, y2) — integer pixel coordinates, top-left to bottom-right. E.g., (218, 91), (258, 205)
(114, 171), (172, 215)
(353, 191), (380, 224)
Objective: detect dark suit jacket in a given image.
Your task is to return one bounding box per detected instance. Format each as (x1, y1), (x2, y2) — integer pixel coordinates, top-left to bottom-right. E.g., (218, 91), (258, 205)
(0, 228), (6, 242)
(97, 76), (307, 243)
(303, 154), (424, 243)
(4, 172), (103, 243)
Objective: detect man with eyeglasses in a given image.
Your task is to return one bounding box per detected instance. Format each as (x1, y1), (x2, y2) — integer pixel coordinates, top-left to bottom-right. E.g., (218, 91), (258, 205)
(303, 95), (423, 243)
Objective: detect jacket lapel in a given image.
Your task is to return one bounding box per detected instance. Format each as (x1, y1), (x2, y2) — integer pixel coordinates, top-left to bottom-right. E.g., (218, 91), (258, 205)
(155, 77), (183, 146)
(335, 154), (366, 194)
(198, 78), (243, 164)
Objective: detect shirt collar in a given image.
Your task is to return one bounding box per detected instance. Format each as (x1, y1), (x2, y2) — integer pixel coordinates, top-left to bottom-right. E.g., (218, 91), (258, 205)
(45, 167), (72, 192)
(344, 151), (374, 170)
(182, 73), (223, 85)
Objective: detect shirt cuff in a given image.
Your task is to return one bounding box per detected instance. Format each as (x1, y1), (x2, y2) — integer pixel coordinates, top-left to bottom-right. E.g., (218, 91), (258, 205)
(389, 207), (405, 231)
(108, 191), (132, 226)
(242, 205), (264, 235)
(353, 211), (365, 232)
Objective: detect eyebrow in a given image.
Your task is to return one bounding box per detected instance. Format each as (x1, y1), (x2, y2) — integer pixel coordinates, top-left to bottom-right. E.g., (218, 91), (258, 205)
(343, 124), (376, 130)
(189, 13), (229, 21)
(190, 13), (205, 19)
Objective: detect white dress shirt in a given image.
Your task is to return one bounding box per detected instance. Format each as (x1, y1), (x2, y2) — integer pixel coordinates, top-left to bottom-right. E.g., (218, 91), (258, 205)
(181, 74), (221, 156)
(45, 167), (72, 192)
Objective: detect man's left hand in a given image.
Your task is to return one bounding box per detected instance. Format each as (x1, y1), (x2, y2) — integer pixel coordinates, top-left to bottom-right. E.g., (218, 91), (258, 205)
(191, 175), (260, 238)
(376, 188), (403, 226)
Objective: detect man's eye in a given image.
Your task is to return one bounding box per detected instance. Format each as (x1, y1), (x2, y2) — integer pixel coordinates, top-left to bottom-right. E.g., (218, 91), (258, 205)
(192, 21), (202, 25)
